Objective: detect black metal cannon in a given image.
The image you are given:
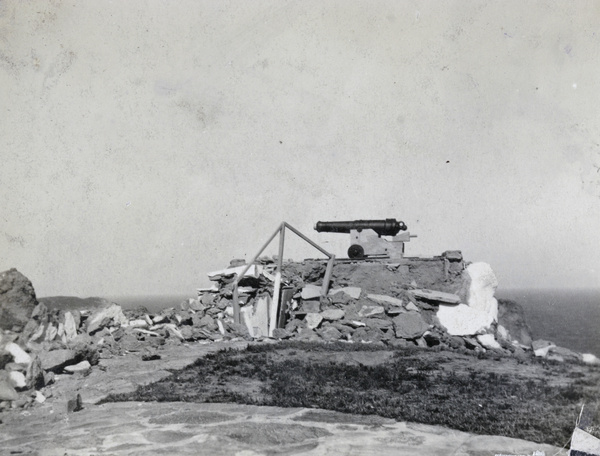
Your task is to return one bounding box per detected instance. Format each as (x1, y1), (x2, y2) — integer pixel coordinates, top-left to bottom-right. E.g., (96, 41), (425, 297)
(314, 219), (412, 259)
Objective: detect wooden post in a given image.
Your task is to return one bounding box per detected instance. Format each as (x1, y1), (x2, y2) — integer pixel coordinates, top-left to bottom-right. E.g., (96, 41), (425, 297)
(269, 224), (285, 337)
(321, 255), (335, 297)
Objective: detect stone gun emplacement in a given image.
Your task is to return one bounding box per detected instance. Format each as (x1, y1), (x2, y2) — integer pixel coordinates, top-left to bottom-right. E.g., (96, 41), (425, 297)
(314, 218), (416, 260)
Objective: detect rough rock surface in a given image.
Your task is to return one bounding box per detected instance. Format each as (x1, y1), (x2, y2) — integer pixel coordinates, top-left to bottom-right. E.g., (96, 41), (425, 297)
(0, 269), (38, 331)
(497, 299), (533, 346)
(393, 312), (429, 339)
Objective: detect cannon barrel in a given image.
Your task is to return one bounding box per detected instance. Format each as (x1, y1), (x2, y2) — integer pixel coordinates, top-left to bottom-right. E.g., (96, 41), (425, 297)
(314, 219), (407, 236)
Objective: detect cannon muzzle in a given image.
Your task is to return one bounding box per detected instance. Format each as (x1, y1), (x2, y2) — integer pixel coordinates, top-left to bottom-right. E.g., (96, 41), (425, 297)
(314, 219), (407, 237)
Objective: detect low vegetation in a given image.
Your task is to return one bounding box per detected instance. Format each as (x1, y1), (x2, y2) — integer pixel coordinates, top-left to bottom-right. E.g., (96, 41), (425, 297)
(103, 341), (600, 446)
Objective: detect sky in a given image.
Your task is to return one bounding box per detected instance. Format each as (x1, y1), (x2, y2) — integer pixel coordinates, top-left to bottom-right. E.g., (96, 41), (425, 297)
(1, 1), (599, 297)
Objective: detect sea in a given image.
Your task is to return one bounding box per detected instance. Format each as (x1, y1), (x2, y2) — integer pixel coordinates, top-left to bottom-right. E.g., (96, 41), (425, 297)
(110, 288), (600, 357)
(496, 288), (600, 357)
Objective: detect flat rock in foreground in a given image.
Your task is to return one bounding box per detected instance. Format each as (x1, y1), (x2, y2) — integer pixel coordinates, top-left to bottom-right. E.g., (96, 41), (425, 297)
(0, 401), (565, 455)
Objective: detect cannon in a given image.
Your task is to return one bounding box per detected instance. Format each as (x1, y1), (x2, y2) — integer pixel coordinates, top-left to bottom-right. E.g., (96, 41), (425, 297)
(314, 218), (415, 259)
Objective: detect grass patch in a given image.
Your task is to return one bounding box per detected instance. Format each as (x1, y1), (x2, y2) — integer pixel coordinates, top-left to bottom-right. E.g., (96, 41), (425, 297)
(102, 341), (600, 446)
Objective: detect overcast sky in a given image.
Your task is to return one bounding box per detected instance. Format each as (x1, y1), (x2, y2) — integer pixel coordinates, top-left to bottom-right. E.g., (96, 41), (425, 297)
(1, 1), (599, 297)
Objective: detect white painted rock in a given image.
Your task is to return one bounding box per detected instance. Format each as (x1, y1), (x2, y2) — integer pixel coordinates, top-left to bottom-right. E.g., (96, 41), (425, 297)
(9, 371), (27, 388)
(5, 342), (31, 365)
(347, 320), (366, 328)
(476, 334), (502, 350)
(64, 360), (91, 373)
(582, 353), (600, 365)
(217, 319), (225, 335)
(532, 340), (556, 357)
(63, 311), (78, 341)
(436, 262), (498, 336)
(496, 324), (510, 341)
(34, 391), (46, 403)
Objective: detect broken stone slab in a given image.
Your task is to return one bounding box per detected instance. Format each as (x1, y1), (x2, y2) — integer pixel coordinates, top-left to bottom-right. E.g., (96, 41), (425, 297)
(532, 340), (556, 357)
(358, 305), (385, 318)
(386, 307), (404, 316)
(28, 323), (46, 343)
(442, 250), (463, 261)
(296, 327), (320, 342)
(476, 334), (502, 350)
(44, 324), (57, 341)
(392, 312), (429, 339)
(301, 285), (322, 300)
(164, 324), (185, 341)
(132, 328), (161, 337)
(9, 371), (26, 389)
(342, 320), (366, 329)
(67, 393), (83, 413)
(5, 342), (31, 365)
(41, 349), (77, 372)
(583, 353), (600, 365)
(34, 391), (46, 403)
(319, 326), (342, 341)
(367, 294), (404, 307)
(64, 360), (91, 374)
(207, 264), (262, 281)
(405, 302), (419, 312)
(298, 301), (321, 313)
(25, 355), (44, 390)
(328, 287), (362, 300)
(179, 326), (194, 340)
(548, 346), (582, 363)
(305, 313), (323, 330)
(272, 328), (292, 339)
(364, 318), (393, 331)
(237, 287), (256, 295)
(496, 324), (510, 341)
(63, 312), (78, 342)
(128, 319), (149, 329)
(0, 379), (19, 401)
(197, 284), (219, 293)
(86, 303), (128, 335)
(320, 309), (345, 321)
(410, 289), (461, 305)
(197, 315), (218, 331)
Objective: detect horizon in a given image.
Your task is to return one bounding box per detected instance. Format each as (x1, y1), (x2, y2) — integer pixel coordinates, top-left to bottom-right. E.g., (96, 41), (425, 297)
(34, 286), (600, 301)
(2, 2), (599, 297)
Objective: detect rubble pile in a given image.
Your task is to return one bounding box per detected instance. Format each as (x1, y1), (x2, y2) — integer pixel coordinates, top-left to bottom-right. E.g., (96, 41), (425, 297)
(197, 253), (521, 351)
(0, 269), (242, 411)
(1, 255), (598, 411)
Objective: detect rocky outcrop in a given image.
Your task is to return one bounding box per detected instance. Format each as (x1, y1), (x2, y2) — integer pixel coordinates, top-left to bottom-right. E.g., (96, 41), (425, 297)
(497, 299), (533, 346)
(0, 269), (39, 331)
